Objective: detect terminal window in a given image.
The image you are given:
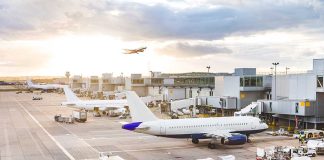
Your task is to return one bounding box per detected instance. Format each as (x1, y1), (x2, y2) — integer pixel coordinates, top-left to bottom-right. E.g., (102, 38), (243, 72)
(240, 76), (263, 87)
(317, 76), (323, 88)
(132, 79), (144, 84)
(91, 80), (99, 83)
(152, 78), (163, 85)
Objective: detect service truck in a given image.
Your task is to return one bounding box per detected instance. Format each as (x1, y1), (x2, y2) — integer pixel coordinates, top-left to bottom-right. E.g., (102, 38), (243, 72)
(72, 110), (87, 122)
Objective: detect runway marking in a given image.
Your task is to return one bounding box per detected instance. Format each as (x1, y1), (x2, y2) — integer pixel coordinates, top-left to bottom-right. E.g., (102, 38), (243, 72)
(3, 124), (11, 158)
(16, 101), (75, 160)
(56, 122), (100, 154)
(81, 135), (153, 141)
(28, 100), (100, 155)
(109, 146), (196, 153)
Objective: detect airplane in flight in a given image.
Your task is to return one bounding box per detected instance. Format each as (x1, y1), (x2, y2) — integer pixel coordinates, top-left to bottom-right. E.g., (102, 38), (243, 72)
(122, 91), (268, 149)
(61, 86), (128, 116)
(123, 47), (147, 54)
(26, 80), (66, 91)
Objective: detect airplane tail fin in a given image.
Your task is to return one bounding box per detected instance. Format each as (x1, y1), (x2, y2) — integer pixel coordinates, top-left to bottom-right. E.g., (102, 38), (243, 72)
(126, 91), (158, 122)
(63, 86), (80, 102)
(26, 80), (34, 86)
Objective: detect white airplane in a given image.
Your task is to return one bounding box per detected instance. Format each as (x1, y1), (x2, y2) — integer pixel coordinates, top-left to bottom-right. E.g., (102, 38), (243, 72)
(122, 91), (268, 149)
(26, 80), (66, 91)
(123, 47), (147, 54)
(61, 87), (127, 115)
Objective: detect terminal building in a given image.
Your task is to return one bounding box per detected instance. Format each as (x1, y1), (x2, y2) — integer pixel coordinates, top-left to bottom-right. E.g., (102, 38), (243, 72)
(258, 59), (324, 129)
(214, 68), (272, 109)
(70, 75), (85, 89)
(66, 58), (324, 128)
(101, 73), (124, 92)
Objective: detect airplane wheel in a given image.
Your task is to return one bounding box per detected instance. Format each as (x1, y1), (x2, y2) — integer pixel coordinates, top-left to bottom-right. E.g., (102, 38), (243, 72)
(319, 132), (324, 137)
(308, 133), (313, 139)
(192, 138), (199, 144)
(246, 134), (251, 143)
(208, 143), (216, 149)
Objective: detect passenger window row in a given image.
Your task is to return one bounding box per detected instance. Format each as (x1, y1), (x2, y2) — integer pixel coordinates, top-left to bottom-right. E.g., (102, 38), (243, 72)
(169, 123), (248, 129)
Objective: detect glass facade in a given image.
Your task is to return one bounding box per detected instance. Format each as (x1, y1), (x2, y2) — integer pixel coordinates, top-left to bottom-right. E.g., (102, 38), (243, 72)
(174, 77), (214, 86)
(240, 76), (263, 87)
(91, 79), (99, 83)
(152, 77), (214, 87)
(151, 78), (163, 85)
(317, 76), (323, 88)
(132, 79), (144, 84)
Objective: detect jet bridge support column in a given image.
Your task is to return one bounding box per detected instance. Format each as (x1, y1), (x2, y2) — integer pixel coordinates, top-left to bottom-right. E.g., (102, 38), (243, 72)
(192, 97), (196, 117)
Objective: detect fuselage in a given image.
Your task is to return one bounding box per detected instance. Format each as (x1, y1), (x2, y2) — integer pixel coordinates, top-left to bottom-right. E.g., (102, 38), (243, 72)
(28, 84), (64, 90)
(123, 116), (268, 138)
(62, 99), (127, 111)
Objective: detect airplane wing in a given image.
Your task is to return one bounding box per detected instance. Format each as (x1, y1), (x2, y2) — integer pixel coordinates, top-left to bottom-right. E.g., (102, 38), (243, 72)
(103, 106), (121, 110)
(204, 130), (233, 138)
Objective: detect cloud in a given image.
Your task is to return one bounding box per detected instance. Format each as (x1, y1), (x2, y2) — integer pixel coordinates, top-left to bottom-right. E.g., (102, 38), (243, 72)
(0, 0), (323, 41)
(73, 1), (324, 40)
(157, 41), (232, 57)
(302, 50), (317, 57)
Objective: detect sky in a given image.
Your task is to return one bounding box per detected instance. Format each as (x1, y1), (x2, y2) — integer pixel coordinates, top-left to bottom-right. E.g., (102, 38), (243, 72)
(1, 0), (324, 77)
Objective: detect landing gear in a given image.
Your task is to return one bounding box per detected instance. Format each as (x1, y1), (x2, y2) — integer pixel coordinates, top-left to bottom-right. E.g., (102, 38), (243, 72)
(192, 138), (199, 144)
(208, 143), (216, 149)
(246, 134), (252, 143)
(208, 138), (217, 149)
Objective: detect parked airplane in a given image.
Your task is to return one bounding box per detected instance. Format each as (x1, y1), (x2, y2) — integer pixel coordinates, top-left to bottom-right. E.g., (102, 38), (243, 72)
(61, 87), (127, 116)
(123, 47), (147, 54)
(26, 80), (66, 91)
(122, 91), (268, 149)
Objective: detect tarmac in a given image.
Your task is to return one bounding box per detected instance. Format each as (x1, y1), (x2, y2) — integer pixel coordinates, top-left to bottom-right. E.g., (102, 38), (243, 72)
(0, 91), (323, 160)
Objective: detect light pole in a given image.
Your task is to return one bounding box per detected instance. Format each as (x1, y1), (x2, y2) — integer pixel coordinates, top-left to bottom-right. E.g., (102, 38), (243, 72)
(206, 66), (211, 73)
(272, 62), (279, 100)
(285, 67), (290, 75)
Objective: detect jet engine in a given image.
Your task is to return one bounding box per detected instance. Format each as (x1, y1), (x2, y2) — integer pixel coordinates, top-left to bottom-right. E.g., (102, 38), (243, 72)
(221, 134), (247, 145)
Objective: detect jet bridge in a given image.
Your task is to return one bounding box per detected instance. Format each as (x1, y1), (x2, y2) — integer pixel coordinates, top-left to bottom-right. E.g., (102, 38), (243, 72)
(234, 102), (262, 116)
(170, 96), (237, 116)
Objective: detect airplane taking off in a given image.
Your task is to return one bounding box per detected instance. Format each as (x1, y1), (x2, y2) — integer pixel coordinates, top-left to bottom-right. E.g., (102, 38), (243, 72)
(122, 91), (268, 149)
(26, 80), (66, 91)
(61, 86), (127, 115)
(123, 47), (147, 54)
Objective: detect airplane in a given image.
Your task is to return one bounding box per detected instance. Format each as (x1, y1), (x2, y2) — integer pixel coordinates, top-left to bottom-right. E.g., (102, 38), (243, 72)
(61, 86), (128, 116)
(26, 80), (66, 91)
(123, 47), (147, 54)
(122, 91), (268, 149)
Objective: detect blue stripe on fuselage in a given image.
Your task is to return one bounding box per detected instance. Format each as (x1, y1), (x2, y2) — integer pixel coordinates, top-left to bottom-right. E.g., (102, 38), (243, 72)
(157, 128), (267, 139)
(122, 122), (142, 131)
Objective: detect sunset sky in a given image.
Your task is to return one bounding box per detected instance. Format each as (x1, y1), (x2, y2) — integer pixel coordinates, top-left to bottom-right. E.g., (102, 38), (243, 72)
(1, 0), (324, 76)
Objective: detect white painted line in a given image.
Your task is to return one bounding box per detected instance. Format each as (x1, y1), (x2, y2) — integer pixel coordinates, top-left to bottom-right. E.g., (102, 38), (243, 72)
(3, 124), (11, 158)
(81, 135), (153, 141)
(29, 100), (100, 155)
(57, 123), (99, 154)
(110, 146), (196, 153)
(16, 101), (75, 160)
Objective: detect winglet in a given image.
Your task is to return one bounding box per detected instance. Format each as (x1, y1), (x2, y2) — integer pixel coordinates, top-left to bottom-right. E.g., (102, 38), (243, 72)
(26, 80), (34, 86)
